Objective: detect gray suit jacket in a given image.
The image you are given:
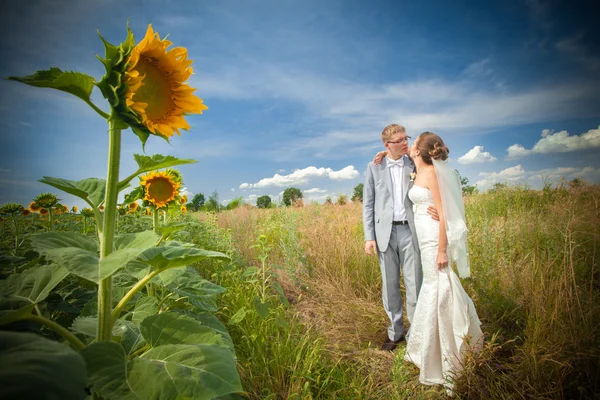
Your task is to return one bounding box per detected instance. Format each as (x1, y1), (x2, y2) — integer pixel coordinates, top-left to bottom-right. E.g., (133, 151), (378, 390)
(362, 155), (419, 253)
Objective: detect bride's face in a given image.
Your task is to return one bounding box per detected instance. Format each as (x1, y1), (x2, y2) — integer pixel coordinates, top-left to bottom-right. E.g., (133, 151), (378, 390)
(409, 138), (418, 159)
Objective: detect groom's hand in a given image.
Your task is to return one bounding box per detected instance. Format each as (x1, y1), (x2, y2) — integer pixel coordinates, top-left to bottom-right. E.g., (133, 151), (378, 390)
(427, 206), (440, 221)
(365, 240), (378, 256)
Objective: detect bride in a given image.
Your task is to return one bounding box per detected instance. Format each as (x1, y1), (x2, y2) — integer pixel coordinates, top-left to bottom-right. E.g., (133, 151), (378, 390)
(377, 131), (483, 390)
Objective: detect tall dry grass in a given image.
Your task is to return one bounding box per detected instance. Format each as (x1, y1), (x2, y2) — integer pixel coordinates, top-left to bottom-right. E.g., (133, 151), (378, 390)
(213, 183), (600, 399)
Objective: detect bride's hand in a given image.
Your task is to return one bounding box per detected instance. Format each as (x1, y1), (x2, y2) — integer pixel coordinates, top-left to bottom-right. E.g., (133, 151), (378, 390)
(436, 251), (449, 270)
(373, 151), (387, 165)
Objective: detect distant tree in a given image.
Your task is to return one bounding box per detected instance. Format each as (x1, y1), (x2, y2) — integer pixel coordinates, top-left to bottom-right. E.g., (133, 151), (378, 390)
(489, 182), (507, 194)
(351, 183), (364, 202)
(256, 195), (272, 209)
(455, 170), (478, 195)
(325, 196), (332, 205)
(337, 194), (348, 205)
(205, 191), (221, 212)
(568, 178), (584, 189)
(225, 197), (244, 210)
(191, 193), (205, 211)
(282, 187), (303, 206)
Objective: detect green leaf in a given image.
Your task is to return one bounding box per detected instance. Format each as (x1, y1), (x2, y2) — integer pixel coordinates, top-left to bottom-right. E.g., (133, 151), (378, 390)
(149, 267), (185, 286)
(132, 296), (158, 326)
(137, 246), (230, 270)
(253, 297), (270, 319)
(83, 341), (242, 400)
(0, 331), (87, 399)
(114, 231), (158, 250)
(7, 68), (96, 105)
(176, 310), (235, 354)
(228, 307), (248, 325)
(0, 264), (69, 304)
(140, 312), (226, 348)
(32, 232), (156, 284)
(71, 317), (144, 355)
(0, 295), (35, 325)
(118, 154), (197, 190)
(167, 270), (226, 312)
(39, 176), (106, 207)
(123, 185), (144, 204)
(81, 341), (136, 400)
(31, 231), (98, 254)
(243, 266), (259, 277)
(130, 344), (242, 399)
(156, 222), (188, 241)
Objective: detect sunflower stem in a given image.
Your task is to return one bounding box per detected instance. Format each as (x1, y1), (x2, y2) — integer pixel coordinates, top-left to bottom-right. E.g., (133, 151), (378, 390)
(111, 268), (164, 323)
(152, 208), (159, 233)
(84, 99), (110, 120)
(97, 116), (122, 342)
(25, 314), (85, 351)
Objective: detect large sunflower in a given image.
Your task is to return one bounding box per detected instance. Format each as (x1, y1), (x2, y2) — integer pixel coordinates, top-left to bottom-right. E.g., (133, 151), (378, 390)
(124, 25), (207, 139)
(140, 171), (181, 208)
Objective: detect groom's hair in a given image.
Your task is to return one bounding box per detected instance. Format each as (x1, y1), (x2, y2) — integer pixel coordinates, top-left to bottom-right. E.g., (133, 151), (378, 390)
(381, 124), (406, 143)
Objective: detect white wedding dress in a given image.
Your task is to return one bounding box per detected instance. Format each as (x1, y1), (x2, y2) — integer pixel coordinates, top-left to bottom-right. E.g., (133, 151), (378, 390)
(404, 185), (483, 389)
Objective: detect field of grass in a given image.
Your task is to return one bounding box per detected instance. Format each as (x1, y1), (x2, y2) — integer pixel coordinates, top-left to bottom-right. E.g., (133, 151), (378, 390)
(1, 183), (597, 399)
(198, 183), (599, 399)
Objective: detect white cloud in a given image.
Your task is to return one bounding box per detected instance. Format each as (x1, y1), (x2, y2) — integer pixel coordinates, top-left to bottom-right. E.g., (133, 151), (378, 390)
(476, 165), (600, 189)
(507, 126), (600, 159)
(303, 188), (327, 194)
(457, 146), (497, 164)
(239, 165), (359, 189)
(179, 187), (194, 198)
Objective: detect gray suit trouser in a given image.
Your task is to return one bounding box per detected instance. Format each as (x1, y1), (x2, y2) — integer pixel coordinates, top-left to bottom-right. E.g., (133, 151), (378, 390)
(378, 224), (422, 341)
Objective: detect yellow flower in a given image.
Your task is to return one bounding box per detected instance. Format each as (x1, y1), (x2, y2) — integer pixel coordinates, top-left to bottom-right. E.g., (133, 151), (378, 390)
(22, 209), (31, 216)
(140, 171), (181, 208)
(28, 201), (41, 213)
(39, 208), (49, 215)
(179, 195), (187, 205)
(144, 207), (152, 216)
(128, 202), (140, 213)
(72, 206), (78, 213)
(125, 25), (207, 139)
(180, 205), (187, 214)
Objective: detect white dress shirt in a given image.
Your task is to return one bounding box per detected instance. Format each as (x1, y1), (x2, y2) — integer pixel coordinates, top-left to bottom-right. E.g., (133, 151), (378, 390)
(388, 156), (407, 222)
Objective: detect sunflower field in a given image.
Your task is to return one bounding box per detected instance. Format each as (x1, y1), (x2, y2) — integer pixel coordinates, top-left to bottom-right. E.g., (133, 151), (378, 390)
(1, 23), (243, 399)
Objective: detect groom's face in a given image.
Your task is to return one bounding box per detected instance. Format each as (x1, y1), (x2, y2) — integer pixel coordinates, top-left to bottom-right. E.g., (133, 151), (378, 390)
(385, 132), (410, 158)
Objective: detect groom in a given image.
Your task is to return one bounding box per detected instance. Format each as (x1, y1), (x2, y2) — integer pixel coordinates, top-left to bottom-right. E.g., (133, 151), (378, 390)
(363, 124), (425, 351)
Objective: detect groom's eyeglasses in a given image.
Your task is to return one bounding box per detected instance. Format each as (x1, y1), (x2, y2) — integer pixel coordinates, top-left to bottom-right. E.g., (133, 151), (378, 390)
(386, 136), (411, 144)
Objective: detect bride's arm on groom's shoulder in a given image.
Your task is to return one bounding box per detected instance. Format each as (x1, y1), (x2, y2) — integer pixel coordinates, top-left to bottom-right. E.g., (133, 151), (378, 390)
(373, 151), (386, 164)
(427, 169), (449, 271)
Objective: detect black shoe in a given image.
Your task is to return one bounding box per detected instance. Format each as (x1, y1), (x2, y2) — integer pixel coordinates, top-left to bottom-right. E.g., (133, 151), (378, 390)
(380, 336), (404, 351)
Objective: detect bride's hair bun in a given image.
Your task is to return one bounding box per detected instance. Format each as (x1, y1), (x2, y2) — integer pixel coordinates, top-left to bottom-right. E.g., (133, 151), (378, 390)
(429, 142), (449, 161)
(416, 132), (450, 164)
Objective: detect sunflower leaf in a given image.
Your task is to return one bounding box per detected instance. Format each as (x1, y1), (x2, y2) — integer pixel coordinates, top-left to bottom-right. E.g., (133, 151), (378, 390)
(140, 312), (226, 348)
(0, 264), (69, 306)
(137, 246), (230, 270)
(0, 331), (87, 400)
(31, 232), (155, 284)
(39, 176), (106, 208)
(7, 68), (96, 104)
(82, 341), (242, 400)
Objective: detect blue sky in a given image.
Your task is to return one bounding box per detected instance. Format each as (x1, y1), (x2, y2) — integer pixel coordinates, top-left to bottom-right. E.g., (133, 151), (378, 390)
(1, 0), (598, 208)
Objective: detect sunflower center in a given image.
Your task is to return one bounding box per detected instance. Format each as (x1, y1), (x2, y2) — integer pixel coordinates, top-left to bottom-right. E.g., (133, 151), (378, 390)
(147, 177), (177, 202)
(134, 57), (175, 121)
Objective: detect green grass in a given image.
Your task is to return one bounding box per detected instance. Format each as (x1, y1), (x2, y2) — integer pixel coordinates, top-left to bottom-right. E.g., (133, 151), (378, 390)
(199, 183), (599, 399)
